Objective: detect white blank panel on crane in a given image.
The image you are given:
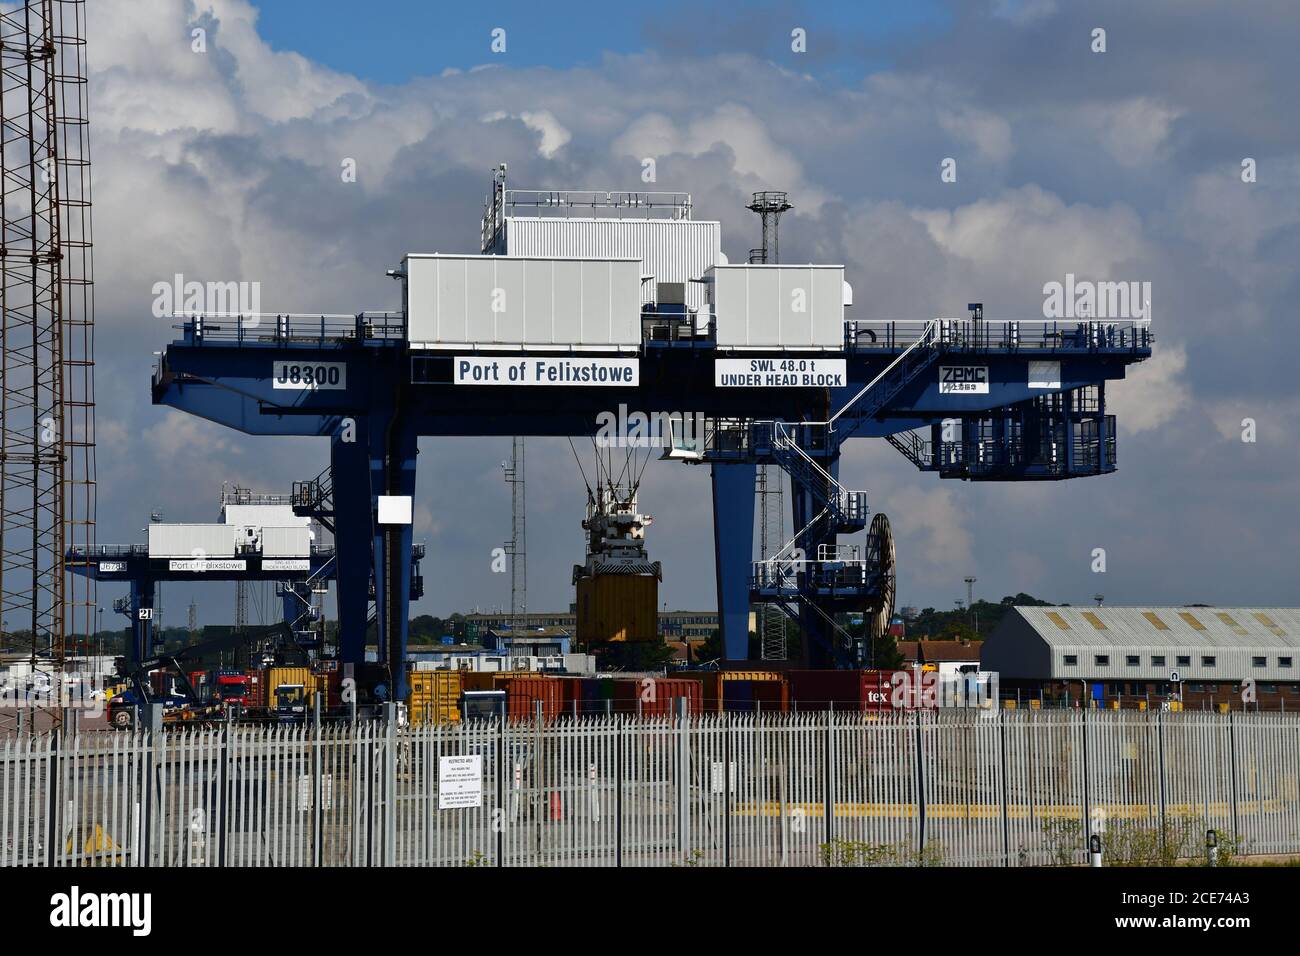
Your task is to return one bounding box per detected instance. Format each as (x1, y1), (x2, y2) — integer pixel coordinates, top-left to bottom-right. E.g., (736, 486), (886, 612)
(260, 526), (312, 557)
(147, 524), (238, 558)
(404, 254), (643, 351)
(708, 264), (847, 350)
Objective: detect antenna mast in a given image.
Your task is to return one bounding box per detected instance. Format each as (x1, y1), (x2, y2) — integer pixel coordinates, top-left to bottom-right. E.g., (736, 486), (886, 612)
(503, 438), (526, 632)
(748, 192), (793, 662)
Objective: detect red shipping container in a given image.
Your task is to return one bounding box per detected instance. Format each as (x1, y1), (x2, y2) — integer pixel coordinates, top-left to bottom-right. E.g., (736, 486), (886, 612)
(789, 670), (905, 713)
(612, 677), (702, 717)
(502, 676), (563, 723)
(316, 668), (344, 709)
(551, 676), (585, 717)
(860, 670), (902, 711)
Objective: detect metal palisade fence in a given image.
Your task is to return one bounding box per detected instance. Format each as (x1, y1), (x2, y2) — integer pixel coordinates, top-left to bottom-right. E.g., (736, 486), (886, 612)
(2, 709), (1299, 867)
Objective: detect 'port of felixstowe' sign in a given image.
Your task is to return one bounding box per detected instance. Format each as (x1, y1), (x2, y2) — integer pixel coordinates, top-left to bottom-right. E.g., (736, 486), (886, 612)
(169, 559), (247, 572)
(454, 357), (639, 386)
(714, 358), (847, 388)
(438, 755), (483, 809)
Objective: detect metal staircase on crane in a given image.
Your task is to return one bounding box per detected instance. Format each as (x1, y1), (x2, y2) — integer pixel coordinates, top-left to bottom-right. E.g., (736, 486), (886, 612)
(292, 466), (335, 532)
(661, 320), (941, 665)
(746, 321), (939, 593)
(828, 319), (942, 439)
(280, 551), (337, 647)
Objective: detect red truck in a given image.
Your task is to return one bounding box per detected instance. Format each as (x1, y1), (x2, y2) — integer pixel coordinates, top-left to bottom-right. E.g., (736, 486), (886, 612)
(211, 670), (261, 716)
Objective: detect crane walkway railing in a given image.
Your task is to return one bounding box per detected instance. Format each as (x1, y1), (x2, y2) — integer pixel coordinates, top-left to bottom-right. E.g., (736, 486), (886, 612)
(885, 428), (1118, 476)
(848, 317), (1153, 353)
(172, 312), (406, 346)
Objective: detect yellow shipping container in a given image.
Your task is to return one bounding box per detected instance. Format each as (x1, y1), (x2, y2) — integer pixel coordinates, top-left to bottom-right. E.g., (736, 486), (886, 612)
(409, 670), (461, 725)
(716, 670), (784, 682)
(266, 666), (313, 687)
(576, 574), (657, 643)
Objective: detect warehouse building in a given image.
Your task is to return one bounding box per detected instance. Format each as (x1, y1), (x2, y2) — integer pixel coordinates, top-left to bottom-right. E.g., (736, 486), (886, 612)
(982, 606), (1300, 710)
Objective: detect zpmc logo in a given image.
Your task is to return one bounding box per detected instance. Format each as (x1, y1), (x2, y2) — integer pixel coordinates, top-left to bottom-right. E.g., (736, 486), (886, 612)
(939, 366), (989, 394)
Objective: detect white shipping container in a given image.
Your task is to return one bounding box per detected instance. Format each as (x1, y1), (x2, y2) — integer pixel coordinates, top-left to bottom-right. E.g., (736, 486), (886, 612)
(501, 217), (722, 313)
(260, 525), (312, 557)
(404, 254), (643, 350)
(708, 264), (847, 350)
(147, 523), (238, 559)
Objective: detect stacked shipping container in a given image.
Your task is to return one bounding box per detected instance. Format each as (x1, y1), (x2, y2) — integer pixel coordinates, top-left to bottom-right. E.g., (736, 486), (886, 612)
(786, 669), (902, 712)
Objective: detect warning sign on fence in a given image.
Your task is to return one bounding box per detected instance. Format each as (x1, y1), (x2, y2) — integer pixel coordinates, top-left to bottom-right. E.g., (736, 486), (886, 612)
(439, 755), (483, 810)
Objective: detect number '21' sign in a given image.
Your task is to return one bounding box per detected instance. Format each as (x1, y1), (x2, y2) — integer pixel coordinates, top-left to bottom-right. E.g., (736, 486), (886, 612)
(272, 361), (346, 390)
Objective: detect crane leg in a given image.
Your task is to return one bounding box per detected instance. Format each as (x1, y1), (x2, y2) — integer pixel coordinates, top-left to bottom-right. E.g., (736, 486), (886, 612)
(370, 414), (418, 702)
(711, 462), (755, 661)
(331, 428), (372, 668)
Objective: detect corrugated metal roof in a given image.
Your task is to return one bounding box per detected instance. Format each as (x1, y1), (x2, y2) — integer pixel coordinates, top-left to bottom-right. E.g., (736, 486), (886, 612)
(983, 606), (1300, 682)
(1015, 606), (1299, 649)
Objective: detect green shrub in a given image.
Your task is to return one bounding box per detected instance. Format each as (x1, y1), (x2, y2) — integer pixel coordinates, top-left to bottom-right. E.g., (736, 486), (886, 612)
(820, 838), (944, 867)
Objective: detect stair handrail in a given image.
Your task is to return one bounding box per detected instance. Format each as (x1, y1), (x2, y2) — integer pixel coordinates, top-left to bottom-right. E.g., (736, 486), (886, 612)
(800, 594), (858, 652)
(766, 504), (833, 565)
(828, 318), (940, 427)
(885, 429), (929, 468)
(741, 318), (939, 447)
(771, 422), (836, 489)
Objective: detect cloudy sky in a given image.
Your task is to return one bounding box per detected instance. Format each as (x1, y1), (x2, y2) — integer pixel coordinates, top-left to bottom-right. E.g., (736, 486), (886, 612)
(82, 0), (1300, 626)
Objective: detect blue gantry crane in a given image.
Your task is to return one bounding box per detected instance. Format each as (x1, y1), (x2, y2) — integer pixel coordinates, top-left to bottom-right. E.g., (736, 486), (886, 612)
(65, 484), (425, 665)
(147, 167), (1151, 695)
